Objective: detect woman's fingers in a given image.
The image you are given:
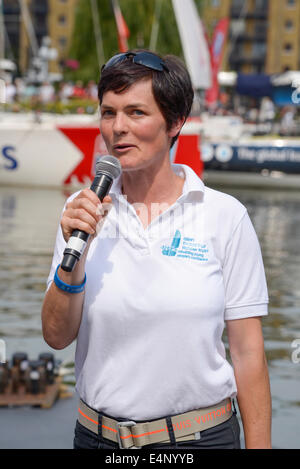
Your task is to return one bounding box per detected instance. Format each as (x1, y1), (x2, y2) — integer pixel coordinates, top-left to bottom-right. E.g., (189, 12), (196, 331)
(65, 212), (97, 235)
(61, 189), (112, 242)
(69, 206), (99, 230)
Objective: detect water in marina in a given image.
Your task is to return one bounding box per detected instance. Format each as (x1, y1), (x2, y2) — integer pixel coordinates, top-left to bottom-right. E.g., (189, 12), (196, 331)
(0, 183), (299, 449)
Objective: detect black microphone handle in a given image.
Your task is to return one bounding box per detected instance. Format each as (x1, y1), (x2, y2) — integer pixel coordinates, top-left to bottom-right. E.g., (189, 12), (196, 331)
(60, 174), (113, 273)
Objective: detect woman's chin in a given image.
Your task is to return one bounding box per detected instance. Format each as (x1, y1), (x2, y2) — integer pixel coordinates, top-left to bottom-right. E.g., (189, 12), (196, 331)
(114, 156), (143, 172)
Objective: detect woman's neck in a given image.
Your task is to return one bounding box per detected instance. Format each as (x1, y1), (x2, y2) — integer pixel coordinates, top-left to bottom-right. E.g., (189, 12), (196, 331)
(121, 160), (185, 229)
(121, 161), (184, 207)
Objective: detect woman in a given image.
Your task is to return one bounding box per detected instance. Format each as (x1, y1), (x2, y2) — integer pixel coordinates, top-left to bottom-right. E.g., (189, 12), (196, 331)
(42, 50), (272, 449)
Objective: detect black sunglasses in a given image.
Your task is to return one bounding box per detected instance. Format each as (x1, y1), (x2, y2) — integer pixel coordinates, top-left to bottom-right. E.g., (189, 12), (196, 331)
(101, 51), (169, 73)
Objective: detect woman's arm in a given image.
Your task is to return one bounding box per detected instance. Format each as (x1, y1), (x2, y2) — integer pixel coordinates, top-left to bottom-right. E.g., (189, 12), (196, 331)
(226, 316), (272, 449)
(41, 189), (111, 350)
(41, 253), (88, 350)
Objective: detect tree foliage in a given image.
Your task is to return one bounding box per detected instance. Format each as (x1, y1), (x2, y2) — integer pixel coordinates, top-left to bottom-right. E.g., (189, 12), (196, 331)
(66, 0), (203, 83)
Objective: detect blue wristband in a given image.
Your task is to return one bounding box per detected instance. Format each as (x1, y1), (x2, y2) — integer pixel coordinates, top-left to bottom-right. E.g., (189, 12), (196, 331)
(54, 264), (86, 293)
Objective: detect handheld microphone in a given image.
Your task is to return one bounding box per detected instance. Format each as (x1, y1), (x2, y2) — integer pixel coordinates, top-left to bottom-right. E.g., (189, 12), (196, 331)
(61, 155), (122, 272)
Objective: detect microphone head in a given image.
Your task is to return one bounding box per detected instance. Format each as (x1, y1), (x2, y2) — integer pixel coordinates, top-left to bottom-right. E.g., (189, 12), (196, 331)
(95, 155), (122, 179)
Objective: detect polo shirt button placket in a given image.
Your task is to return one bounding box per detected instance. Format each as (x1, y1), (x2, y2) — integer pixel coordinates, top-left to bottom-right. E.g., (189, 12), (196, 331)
(141, 230), (152, 256)
(131, 223), (149, 255)
(139, 238), (151, 256)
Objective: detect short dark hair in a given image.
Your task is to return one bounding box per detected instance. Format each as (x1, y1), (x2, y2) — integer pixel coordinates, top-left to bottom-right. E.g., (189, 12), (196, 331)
(98, 50), (194, 148)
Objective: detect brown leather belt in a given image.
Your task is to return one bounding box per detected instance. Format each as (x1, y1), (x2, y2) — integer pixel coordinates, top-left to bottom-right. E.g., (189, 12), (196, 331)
(78, 398), (233, 449)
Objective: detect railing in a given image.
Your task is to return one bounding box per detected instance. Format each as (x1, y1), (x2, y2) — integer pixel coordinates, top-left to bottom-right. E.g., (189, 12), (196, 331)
(229, 53), (266, 65)
(3, 6), (20, 15)
(231, 8), (268, 19)
(229, 31), (267, 41)
(30, 1), (48, 15)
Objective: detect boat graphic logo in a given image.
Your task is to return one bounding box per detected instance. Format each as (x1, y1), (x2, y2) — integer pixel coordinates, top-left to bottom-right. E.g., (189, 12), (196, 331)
(201, 143), (215, 162)
(215, 144), (233, 163)
(161, 230), (181, 257)
(201, 143), (233, 163)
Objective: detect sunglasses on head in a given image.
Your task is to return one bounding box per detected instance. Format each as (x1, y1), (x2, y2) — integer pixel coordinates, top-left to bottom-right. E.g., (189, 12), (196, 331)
(101, 51), (169, 73)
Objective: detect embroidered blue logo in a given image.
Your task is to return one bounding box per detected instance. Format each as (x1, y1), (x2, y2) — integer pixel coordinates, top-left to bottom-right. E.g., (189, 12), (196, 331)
(161, 231), (209, 262)
(162, 230), (181, 257)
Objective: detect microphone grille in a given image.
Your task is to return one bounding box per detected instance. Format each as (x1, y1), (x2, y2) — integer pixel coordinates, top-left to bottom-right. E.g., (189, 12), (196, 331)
(95, 155), (122, 179)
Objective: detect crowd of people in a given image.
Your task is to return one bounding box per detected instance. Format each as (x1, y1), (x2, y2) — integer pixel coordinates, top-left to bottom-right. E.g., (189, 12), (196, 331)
(203, 93), (299, 136)
(3, 76), (299, 136)
(4, 78), (99, 105)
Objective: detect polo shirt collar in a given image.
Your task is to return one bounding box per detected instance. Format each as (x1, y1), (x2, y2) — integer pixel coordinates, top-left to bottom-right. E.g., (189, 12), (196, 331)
(173, 164), (205, 202)
(109, 163), (205, 201)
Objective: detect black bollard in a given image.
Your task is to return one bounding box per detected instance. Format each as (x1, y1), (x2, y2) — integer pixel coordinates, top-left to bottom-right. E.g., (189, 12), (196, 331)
(38, 353), (55, 385)
(0, 362), (9, 393)
(28, 360), (42, 395)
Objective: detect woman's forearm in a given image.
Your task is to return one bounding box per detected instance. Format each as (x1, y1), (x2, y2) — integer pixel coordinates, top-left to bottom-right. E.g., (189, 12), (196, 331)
(41, 260), (86, 350)
(232, 352), (272, 449)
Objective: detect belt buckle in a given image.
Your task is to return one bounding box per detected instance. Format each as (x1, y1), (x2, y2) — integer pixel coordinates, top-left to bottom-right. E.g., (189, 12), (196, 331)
(116, 420), (140, 449)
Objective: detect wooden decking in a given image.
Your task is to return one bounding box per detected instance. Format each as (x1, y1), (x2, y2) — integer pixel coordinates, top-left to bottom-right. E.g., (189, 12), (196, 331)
(0, 376), (63, 408)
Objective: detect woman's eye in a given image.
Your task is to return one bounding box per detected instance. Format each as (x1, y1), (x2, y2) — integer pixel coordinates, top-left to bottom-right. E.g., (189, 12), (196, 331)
(132, 109), (144, 116)
(101, 110), (114, 117)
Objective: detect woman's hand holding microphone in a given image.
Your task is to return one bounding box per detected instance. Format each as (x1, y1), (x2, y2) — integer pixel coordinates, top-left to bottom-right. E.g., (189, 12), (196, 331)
(58, 188), (112, 281)
(61, 188), (112, 244)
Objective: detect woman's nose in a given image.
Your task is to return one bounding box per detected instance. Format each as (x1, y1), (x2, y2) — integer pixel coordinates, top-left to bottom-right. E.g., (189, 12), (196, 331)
(112, 113), (128, 135)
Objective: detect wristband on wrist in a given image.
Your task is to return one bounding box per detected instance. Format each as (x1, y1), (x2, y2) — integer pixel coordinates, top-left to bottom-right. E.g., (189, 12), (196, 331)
(54, 264), (86, 293)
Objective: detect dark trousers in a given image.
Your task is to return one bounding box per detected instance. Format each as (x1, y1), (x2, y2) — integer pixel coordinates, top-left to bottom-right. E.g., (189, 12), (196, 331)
(73, 412), (241, 450)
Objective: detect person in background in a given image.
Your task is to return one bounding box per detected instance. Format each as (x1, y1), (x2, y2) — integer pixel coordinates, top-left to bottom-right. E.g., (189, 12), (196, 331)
(85, 80), (98, 101)
(72, 80), (87, 99)
(39, 81), (55, 104)
(280, 106), (296, 136)
(259, 96), (275, 134)
(42, 50), (272, 450)
(14, 78), (26, 102)
(5, 80), (16, 104)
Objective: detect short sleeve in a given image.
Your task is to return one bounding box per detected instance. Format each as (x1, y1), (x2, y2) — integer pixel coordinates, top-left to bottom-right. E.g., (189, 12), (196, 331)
(46, 223), (67, 291)
(223, 211), (269, 320)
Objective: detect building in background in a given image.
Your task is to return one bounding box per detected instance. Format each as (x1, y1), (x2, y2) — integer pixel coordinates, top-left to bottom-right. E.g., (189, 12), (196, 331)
(47, 0), (79, 74)
(2, 0), (22, 65)
(266, 0), (300, 74)
(3, 0), (300, 78)
(19, 0), (49, 74)
(3, 0), (78, 75)
(202, 0), (300, 74)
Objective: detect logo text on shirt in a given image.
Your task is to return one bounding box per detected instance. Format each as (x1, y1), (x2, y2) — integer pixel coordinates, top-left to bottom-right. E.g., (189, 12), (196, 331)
(161, 231), (209, 262)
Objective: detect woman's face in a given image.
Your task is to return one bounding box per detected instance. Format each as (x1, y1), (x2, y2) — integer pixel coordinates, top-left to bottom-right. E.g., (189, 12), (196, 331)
(99, 78), (180, 172)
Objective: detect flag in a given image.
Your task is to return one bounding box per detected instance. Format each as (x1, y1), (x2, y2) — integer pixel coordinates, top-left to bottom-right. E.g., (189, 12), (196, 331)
(205, 18), (230, 108)
(172, 0), (211, 89)
(111, 0), (130, 53)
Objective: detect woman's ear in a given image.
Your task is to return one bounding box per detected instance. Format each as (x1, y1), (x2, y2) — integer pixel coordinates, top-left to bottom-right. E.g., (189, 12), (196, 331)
(168, 118), (185, 138)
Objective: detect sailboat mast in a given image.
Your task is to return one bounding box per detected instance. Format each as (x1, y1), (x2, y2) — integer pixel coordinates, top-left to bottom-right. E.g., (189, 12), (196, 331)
(18, 0), (39, 57)
(90, 0), (105, 67)
(149, 0), (162, 52)
(172, 0), (211, 90)
(0, 0), (5, 60)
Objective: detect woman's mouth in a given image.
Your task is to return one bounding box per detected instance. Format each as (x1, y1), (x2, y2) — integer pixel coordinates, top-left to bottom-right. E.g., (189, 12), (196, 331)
(113, 144), (135, 153)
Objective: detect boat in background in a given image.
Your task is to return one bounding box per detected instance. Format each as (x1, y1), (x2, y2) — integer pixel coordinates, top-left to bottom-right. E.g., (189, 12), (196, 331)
(1, 111), (300, 190)
(1, 0), (299, 191)
(199, 114), (300, 189)
(0, 112), (203, 189)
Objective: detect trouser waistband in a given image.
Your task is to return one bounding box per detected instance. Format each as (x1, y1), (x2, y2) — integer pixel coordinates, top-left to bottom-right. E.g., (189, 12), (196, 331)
(78, 398), (233, 449)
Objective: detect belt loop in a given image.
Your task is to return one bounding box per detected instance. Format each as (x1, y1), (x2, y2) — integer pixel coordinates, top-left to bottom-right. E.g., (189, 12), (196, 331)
(98, 413), (103, 437)
(232, 399), (238, 415)
(166, 416), (176, 446)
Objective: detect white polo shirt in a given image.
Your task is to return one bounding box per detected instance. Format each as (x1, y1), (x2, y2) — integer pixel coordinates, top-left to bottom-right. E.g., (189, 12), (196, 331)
(47, 164), (269, 421)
